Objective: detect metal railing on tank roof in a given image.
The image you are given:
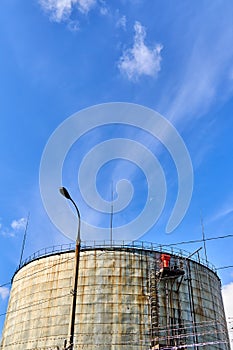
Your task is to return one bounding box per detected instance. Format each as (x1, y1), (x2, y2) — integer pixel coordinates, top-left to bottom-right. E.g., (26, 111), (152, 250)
(17, 240), (217, 273)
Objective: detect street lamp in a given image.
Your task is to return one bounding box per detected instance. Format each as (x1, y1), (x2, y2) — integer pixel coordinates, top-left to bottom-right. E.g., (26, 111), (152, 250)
(59, 187), (81, 350)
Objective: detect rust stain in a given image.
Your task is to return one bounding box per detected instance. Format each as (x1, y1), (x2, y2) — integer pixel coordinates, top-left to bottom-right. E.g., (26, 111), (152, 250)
(1, 248), (230, 350)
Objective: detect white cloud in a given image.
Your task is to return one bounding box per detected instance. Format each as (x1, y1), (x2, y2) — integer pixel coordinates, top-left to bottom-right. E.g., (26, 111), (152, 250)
(99, 6), (109, 16)
(11, 218), (27, 231)
(207, 195), (233, 224)
(116, 15), (127, 30)
(0, 287), (9, 300)
(78, 0), (96, 14)
(160, 4), (233, 124)
(215, 207), (233, 221)
(0, 217), (27, 237)
(39, 0), (96, 22)
(0, 229), (15, 237)
(118, 21), (163, 81)
(67, 20), (80, 31)
(97, 0), (109, 16)
(222, 282), (233, 349)
(39, 0), (73, 22)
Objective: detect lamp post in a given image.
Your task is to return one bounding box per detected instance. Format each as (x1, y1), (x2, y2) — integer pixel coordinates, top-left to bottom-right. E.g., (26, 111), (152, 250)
(59, 187), (81, 350)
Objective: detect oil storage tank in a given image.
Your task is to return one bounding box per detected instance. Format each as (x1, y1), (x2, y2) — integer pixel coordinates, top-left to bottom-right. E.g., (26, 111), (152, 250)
(0, 241), (230, 349)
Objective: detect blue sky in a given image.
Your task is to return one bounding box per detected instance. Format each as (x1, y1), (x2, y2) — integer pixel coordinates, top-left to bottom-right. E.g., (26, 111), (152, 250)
(1, 0), (233, 344)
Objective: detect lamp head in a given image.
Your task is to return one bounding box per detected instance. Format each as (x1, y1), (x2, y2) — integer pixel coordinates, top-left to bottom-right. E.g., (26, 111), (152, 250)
(59, 187), (72, 200)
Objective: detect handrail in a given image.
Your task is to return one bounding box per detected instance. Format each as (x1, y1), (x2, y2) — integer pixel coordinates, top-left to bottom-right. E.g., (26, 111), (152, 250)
(16, 240), (217, 273)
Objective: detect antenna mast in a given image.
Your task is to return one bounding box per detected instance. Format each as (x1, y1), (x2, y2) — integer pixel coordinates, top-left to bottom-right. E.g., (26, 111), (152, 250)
(200, 211), (208, 262)
(110, 182), (114, 246)
(19, 212), (30, 267)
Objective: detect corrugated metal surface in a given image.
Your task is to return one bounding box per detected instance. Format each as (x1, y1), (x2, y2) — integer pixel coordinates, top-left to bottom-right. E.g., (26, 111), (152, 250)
(151, 254), (230, 349)
(0, 246), (230, 349)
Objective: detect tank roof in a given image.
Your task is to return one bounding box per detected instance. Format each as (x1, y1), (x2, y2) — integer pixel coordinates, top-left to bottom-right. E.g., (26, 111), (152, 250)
(16, 240), (217, 275)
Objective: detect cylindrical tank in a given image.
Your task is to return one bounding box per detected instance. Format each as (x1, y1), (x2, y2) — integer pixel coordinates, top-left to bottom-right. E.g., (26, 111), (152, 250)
(0, 242), (230, 350)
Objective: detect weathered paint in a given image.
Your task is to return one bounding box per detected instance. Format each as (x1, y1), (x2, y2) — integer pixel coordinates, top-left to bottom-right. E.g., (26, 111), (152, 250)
(0, 247), (230, 349)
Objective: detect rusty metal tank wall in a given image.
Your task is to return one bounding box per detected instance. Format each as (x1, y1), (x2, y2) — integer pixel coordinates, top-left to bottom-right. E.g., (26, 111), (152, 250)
(0, 248), (151, 350)
(150, 253), (230, 349)
(0, 245), (230, 350)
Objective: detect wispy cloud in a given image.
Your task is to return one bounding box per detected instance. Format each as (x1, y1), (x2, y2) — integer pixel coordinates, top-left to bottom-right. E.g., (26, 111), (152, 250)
(0, 218), (26, 237)
(116, 15), (127, 30)
(215, 207), (233, 221)
(39, 0), (73, 22)
(207, 194), (233, 224)
(39, 0), (96, 22)
(78, 0), (96, 14)
(11, 218), (27, 231)
(0, 286), (9, 300)
(161, 4), (233, 123)
(118, 21), (163, 81)
(99, 0), (109, 16)
(67, 20), (80, 32)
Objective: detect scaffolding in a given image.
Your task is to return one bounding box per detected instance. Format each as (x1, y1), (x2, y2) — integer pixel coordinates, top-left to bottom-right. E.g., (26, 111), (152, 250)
(149, 252), (229, 350)
(1, 242), (230, 350)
